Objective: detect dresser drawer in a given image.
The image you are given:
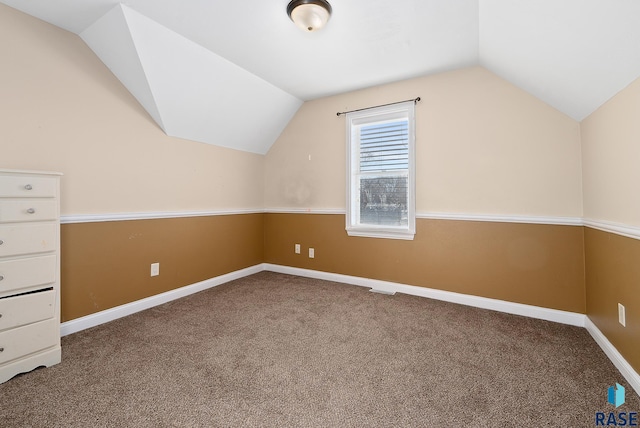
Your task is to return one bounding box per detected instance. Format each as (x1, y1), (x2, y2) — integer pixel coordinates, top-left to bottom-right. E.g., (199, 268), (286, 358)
(0, 175), (57, 198)
(0, 200), (58, 223)
(0, 224), (57, 258)
(0, 255), (56, 297)
(0, 318), (58, 365)
(0, 289), (55, 332)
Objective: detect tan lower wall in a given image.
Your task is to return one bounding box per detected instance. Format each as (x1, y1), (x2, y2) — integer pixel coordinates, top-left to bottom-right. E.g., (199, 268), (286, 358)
(62, 212), (588, 322)
(60, 214), (264, 322)
(585, 227), (640, 373)
(264, 214), (586, 313)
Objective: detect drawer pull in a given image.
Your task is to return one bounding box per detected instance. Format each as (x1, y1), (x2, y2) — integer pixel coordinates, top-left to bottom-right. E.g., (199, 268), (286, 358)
(0, 240), (3, 245)
(0, 275), (4, 281)
(0, 347), (3, 353)
(24, 184), (33, 190)
(27, 208), (36, 214)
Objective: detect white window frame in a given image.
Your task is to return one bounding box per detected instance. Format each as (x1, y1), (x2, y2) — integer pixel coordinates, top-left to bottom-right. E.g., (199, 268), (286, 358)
(345, 101), (416, 240)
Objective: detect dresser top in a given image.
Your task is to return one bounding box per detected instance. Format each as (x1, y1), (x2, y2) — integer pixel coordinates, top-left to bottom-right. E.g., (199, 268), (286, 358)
(0, 168), (62, 176)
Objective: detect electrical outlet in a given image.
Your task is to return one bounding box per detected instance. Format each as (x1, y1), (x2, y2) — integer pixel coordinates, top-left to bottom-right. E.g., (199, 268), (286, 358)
(151, 262), (160, 277)
(295, 244), (301, 254)
(618, 303), (626, 327)
(309, 248), (315, 258)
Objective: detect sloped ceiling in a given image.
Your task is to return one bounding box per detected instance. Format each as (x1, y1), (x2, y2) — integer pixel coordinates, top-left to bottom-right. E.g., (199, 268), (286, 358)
(2, 0), (640, 154)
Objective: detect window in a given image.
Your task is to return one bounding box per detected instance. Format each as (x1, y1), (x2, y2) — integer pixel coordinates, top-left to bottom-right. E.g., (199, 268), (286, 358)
(346, 101), (416, 240)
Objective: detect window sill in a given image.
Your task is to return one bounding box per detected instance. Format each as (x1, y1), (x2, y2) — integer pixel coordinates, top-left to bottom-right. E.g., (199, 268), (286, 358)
(346, 228), (415, 241)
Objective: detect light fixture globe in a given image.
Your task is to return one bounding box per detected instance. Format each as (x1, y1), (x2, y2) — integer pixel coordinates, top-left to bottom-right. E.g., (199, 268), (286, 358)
(287, 0), (332, 32)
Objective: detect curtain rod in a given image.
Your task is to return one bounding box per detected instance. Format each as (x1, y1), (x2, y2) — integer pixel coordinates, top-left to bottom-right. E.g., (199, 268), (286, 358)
(336, 97), (421, 117)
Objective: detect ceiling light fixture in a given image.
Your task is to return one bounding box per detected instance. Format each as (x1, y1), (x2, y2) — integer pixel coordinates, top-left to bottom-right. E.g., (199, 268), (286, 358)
(287, 0), (332, 32)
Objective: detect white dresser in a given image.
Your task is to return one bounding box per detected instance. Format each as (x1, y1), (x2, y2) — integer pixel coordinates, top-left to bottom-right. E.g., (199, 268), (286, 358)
(0, 169), (62, 384)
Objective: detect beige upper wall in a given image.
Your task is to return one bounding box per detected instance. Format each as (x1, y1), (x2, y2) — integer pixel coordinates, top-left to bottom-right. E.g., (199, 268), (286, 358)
(2, 4), (585, 219)
(581, 75), (640, 228)
(265, 66), (583, 217)
(0, 5), (263, 215)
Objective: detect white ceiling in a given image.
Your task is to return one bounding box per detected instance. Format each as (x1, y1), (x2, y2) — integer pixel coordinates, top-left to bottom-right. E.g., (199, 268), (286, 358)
(3, 0), (640, 154)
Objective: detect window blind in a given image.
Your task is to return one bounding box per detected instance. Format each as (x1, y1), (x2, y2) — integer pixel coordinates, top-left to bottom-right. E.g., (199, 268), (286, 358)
(359, 120), (409, 172)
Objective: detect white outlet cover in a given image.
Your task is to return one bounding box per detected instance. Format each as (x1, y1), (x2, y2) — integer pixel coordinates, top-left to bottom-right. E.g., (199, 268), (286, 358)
(618, 303), (626, 327)
(295, 244), (301, 254)
(151, 262), (160, 277)
(309, 248), (315, 259)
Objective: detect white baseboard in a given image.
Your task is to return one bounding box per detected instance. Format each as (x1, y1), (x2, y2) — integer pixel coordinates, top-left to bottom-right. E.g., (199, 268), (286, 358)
(62, 263), (585, 336)
(263, 264), (586, 327)
(585, 317), (640, 397)
(60, 262), (639, 399)
(60, 264), (263, 336)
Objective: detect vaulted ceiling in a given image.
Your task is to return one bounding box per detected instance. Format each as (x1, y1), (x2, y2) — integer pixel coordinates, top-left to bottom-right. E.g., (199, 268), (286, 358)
(3, 0), (640, 154)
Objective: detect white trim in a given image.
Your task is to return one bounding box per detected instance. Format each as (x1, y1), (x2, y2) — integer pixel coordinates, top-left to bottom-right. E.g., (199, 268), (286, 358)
(59, 264), (263, 336)
(264, 208), (345, 215)
(585, 317), (640, 397)
(56, 209), (640, 241)
(263, 264), (586, 327)
(583, 218), (640, 241)
(59, 262), (639, 396)
(61, 262), (586, 335)
(345, 102), (416, 241)
(60, 209), (262, 224)
(346, 229), (415, 240)
(267, 210), (583, 227)
(60, 208), (584, 228)
(417, 212), (583, 226)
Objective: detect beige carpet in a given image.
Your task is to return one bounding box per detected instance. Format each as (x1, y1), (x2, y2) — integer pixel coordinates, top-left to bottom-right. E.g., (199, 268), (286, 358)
(1, 271), (638, 427)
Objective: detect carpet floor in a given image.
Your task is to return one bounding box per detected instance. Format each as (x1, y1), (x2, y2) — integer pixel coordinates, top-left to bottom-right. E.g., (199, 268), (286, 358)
(1, 271), (638, 427)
